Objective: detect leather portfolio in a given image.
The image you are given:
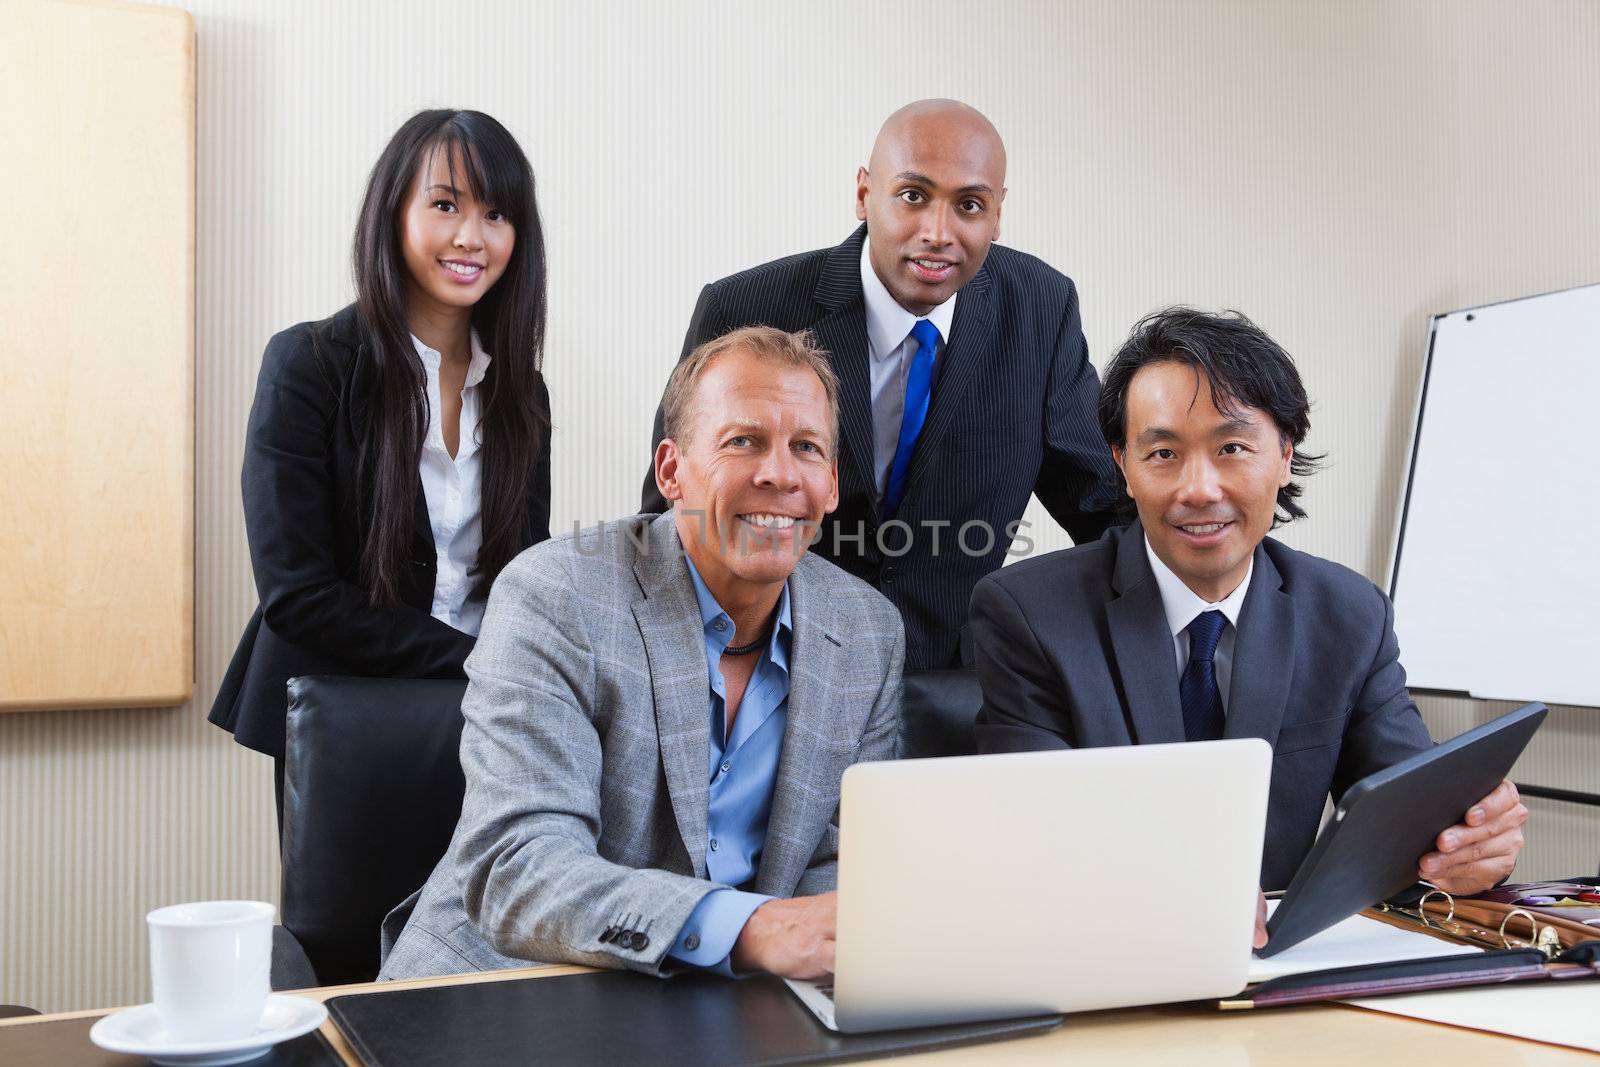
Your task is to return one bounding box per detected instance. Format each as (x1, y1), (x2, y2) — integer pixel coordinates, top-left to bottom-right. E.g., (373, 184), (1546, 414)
(1226, 879), (1600, 1009)
(326, 971), (1061, 1066)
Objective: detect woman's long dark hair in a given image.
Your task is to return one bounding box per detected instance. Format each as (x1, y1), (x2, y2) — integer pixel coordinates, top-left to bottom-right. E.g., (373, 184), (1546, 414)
(352, 109), (548, 608)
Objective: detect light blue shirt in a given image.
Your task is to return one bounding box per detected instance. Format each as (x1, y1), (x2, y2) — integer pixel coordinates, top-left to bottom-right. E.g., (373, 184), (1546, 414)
(667, 555), (793, 975)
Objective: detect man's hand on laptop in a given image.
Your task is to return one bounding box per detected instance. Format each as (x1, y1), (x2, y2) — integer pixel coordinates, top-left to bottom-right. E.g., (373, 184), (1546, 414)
(731, 892), (837, 979)
(1417, 779), (1529, 895)
(1253, 889), (1268, 950)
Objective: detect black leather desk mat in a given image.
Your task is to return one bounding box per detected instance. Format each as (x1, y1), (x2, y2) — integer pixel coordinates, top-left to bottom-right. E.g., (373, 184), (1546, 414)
(0, 1013), (341, 1067)
(327, 971), (1062, 1066)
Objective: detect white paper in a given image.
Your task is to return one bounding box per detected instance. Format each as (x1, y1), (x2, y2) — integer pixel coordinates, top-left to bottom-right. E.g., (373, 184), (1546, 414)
(1346, 983), (1600, 1053)
(1248, 900), (1480, 984)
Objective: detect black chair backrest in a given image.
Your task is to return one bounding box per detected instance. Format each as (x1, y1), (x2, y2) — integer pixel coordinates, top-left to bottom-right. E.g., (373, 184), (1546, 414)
(280, 668), (978, 982)
(283, 675), (469, 986)
(899, 668), (981, 758)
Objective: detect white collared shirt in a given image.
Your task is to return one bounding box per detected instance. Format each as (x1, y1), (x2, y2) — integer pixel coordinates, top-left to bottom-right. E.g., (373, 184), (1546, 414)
(860, 238), (958, 501)
(413, 331), (491, 635)
(1144, 535), (1254, 711)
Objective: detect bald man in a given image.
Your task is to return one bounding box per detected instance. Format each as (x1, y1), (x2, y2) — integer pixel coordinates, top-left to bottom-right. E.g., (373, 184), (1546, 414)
(643, 100), (1120, 673)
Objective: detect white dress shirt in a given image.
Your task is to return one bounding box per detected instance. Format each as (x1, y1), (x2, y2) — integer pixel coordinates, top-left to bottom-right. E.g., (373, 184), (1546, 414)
(1144, 535), (1254, 711)
(413, 331), (490, 636)
(860, 238), (958, 502)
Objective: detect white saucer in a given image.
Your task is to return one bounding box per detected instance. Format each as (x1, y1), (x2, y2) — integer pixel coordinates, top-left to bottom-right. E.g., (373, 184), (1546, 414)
(88, 993), (328, 1066)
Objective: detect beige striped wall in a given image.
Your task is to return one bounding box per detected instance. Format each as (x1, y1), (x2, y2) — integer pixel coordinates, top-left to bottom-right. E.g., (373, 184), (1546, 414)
(1, 0), (1596, 1012)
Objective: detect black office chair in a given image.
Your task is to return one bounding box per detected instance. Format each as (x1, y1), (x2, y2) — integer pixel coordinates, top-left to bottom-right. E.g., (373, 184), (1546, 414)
(899, 668), (982, 758)
(272, 667), (975, 987)
(279, 676), (470, 987)
(0, 1005), (39, 1019)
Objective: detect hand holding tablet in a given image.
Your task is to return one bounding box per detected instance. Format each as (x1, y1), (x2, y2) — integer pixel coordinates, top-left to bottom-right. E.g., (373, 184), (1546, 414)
(1259, 702), (1547, 957)
(1417, 778), (1531, 894)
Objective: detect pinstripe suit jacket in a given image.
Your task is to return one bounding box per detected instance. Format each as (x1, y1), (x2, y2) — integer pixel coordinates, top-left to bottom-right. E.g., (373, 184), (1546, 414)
(378, 511), (904, 980)
(641, 225), (1120, 669)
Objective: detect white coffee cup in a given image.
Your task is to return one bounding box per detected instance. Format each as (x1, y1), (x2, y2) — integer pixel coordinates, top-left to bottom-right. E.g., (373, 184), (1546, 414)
(147, 900), (274, 1043)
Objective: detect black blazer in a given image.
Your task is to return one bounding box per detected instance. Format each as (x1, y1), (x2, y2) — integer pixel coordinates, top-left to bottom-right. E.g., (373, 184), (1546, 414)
(971, 521), (1435, 889)
(641, 225), (1119, 668)
(210, 305), (552, 759)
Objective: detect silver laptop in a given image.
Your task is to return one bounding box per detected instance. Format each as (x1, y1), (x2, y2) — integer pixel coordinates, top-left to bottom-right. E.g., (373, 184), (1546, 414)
(787, 739), (1272, 1032)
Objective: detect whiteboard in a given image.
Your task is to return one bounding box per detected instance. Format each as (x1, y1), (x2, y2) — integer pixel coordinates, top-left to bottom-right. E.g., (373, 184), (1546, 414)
(1389, 284), (1600, 708)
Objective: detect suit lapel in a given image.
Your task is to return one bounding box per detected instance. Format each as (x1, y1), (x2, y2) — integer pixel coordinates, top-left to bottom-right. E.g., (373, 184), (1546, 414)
(342, 315), (438, 559)
(1107, 523), (1187, 744)
(899, 264), (996, 501)
(757, 557), (842, 896)
(630, 515), (712, 878)
(1223, 544), (1295, 746)
(812, 228), (879, 517)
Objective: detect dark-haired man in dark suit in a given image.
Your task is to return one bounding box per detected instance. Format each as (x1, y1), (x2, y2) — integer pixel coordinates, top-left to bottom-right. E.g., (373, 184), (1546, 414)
(972, 308), (1528, 913)
(642, 99), (1120, 669)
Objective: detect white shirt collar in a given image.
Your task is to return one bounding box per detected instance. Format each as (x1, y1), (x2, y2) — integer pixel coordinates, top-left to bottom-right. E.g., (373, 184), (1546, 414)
(411, 329), (492, 389)
(860, 236), (957, 361)
(1144, 533), (1253, 638)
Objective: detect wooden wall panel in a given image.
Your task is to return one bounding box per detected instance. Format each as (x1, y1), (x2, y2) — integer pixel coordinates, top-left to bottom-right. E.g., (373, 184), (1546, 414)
(0, 0), (194, 710)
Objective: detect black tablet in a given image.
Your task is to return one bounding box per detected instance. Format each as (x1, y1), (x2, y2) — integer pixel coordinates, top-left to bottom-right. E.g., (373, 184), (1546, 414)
(1258, 702), (1547, 957)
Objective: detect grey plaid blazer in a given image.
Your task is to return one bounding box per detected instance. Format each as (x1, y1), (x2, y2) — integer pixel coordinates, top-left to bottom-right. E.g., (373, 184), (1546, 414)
(378, 511), (904, 979)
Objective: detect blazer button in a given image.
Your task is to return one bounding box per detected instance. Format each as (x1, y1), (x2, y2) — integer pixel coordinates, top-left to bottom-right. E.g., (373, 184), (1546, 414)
(599, 927), (615, 943)
(683, 934), (700, 952)
(629, 932), (649, 951)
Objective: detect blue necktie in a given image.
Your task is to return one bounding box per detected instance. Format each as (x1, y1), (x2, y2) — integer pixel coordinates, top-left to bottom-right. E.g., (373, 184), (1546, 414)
(1180, 611), (1227, 742)
(884, 319), (940, 515)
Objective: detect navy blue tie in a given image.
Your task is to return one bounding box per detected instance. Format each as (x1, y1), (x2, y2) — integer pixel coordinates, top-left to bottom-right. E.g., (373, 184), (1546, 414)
(883, 319), (940, 515)
(1180, 611), (1227, 742)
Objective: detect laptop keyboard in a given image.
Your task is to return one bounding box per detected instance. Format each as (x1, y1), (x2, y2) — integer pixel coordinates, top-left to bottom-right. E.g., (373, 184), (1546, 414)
(818, 982), (834, 1001)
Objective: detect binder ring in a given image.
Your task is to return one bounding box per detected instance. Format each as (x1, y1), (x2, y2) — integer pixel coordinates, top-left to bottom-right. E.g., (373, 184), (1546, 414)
(1417, 889), (1456, 927)
(1498, 907), (1541, 949)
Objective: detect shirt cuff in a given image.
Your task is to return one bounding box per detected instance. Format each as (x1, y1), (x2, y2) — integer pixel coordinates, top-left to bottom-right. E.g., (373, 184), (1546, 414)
(667, 888), (773, 976)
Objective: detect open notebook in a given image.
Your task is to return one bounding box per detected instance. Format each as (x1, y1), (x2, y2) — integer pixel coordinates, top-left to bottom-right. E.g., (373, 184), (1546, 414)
(1249, 899), (1480, 984)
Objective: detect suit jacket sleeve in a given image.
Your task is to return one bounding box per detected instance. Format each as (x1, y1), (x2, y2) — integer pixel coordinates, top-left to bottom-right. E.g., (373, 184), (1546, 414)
(1032, 283), (1121, 544)
(640, 283), (729, 513)
(452, 549), (722, 976)
(971, 576), (1076, 753)
(794, 613), (905, 897)
(242, 327), (474, 675)
(1330, 586), (1434, 801)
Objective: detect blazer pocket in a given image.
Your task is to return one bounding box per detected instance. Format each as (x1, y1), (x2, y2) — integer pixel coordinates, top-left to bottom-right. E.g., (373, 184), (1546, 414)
(817, 738), (865, 794)
(1275, 709), (1350, 755)
(827, 736), (865, 763)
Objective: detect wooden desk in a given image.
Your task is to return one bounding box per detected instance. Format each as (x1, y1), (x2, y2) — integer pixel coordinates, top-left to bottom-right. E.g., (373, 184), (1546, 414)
(0, 963), (1590, 1065)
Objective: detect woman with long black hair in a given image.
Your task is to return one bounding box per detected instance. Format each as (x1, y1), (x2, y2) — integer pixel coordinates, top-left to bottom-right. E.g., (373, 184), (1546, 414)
(210, 110), (551, 821)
